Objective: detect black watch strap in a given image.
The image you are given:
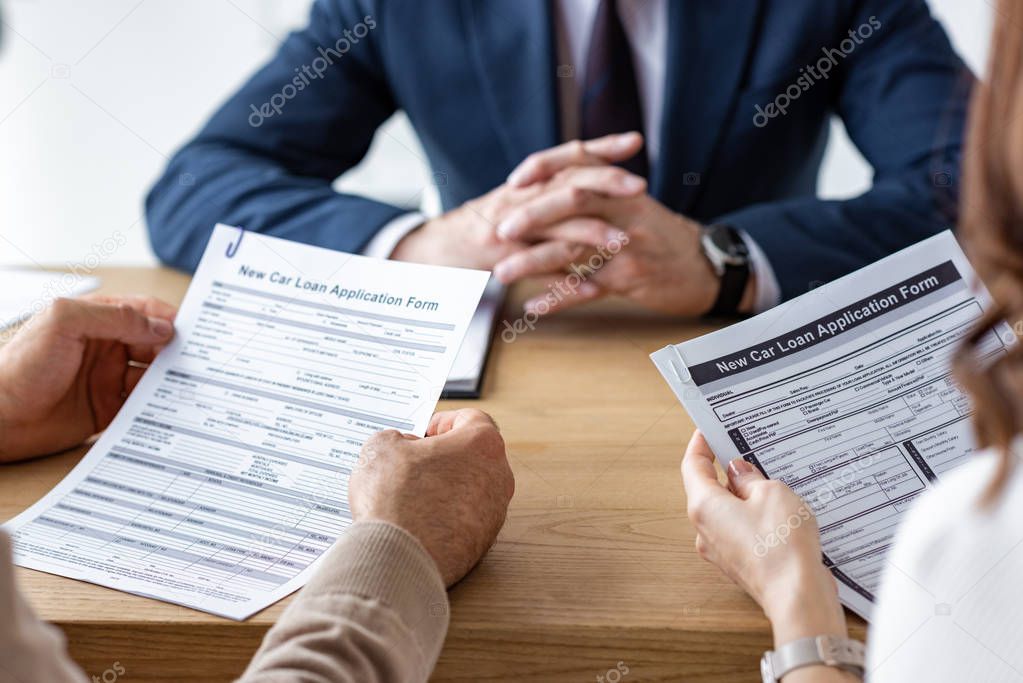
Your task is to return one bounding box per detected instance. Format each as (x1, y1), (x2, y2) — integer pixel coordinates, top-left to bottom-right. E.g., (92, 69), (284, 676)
(709, 261), (750, 316)
(702, 225), (750, 316)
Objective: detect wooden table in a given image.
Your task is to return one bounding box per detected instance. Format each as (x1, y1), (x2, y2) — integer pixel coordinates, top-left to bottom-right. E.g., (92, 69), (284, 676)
(0, 268), (865, 682)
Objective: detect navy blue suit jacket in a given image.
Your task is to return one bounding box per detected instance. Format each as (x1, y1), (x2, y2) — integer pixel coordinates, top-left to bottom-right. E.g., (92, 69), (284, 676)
(146, 0), (970, 301)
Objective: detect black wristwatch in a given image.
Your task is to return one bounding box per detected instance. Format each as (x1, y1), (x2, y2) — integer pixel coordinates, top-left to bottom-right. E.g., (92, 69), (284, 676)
(700, 224), (750, 316)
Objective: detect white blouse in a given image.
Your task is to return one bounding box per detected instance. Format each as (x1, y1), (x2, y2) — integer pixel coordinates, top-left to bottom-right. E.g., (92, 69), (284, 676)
(868, 449), (1023, 681)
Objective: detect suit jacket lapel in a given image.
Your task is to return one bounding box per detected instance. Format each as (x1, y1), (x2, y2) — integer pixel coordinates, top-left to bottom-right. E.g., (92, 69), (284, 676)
(462, 0), (560, 170)
(654, 1), (763, 213)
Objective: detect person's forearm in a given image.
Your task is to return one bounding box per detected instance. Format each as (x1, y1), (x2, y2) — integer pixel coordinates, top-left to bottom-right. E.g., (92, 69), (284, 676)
(770, 605), (860, 683)
(720, 173), (957, 303)
(238, 521), (448, 683)
(765, 566), (860, 683)
(146, 0), (401, 272)
(146, 145), (408, 272)
(0, 533), (89, 683)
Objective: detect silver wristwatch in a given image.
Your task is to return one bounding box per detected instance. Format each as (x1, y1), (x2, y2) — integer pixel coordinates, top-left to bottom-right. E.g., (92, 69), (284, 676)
(761, 635), (865, 682)
(699, 224), (750, 316)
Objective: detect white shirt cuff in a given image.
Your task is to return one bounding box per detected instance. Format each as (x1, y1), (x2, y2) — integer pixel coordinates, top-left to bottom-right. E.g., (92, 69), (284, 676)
(361, 212), (426, 259)
(739, 230), (781, 314)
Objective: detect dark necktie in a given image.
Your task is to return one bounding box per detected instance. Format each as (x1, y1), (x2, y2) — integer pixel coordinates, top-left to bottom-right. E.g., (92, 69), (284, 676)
(579, 0), (649, 178)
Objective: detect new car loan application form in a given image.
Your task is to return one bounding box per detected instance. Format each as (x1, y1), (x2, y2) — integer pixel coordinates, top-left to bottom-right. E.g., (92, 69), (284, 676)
(652, 231), (1013, 619)
(5, 225), (490, 619)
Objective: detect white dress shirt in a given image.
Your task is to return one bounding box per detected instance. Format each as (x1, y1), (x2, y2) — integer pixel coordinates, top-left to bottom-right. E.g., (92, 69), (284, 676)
(365, 0), (782, 313)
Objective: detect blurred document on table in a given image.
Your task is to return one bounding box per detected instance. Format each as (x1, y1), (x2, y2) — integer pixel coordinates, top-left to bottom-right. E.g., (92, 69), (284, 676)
(4, 225), (489, 619)
(652, 231), (1012, 620)
(442, 277), (504, 398)
(0, 269), (99, 330)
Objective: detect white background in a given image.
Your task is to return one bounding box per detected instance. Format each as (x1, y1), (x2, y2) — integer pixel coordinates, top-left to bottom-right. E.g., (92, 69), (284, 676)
(0, 0), (993, 268)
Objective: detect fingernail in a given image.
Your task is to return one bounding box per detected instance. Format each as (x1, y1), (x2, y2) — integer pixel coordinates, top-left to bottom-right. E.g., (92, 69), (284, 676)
(614, 132), (639, 150)
(507, 168), (527, 187)
(149, 317), (173, 337)
(578, 282), (599, 297)
(728, 459), (755, 477)
(493, 263), (511, 282)
(497, 216), (523, 240)
(621, 175), (645, 192)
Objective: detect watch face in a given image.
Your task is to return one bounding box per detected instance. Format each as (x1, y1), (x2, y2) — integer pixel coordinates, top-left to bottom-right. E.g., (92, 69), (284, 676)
(707, 226), (749, 266)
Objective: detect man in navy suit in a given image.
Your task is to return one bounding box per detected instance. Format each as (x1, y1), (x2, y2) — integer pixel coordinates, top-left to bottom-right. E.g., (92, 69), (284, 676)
(147, 0), (970, 318)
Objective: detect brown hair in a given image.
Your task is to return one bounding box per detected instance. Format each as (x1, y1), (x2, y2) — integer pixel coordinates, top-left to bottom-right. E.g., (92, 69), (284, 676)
(953, 0), (1023, 504)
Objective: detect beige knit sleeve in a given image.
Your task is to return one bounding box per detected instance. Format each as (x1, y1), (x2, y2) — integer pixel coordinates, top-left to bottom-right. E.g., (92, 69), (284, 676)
(0, 532), (89, 683)
(237, 520), (449, 683)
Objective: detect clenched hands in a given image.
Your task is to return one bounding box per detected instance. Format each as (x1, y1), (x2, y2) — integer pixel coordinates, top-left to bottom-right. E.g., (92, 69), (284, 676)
(350, 409), (514, 587)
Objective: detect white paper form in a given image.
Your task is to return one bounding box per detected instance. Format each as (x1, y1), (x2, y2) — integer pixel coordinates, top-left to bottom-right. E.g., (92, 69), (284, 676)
(443, 277), (504, 397)
(651, 232), (1013, 619)
(0, 269), (99, 331)
(4, 224), (490, 619)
